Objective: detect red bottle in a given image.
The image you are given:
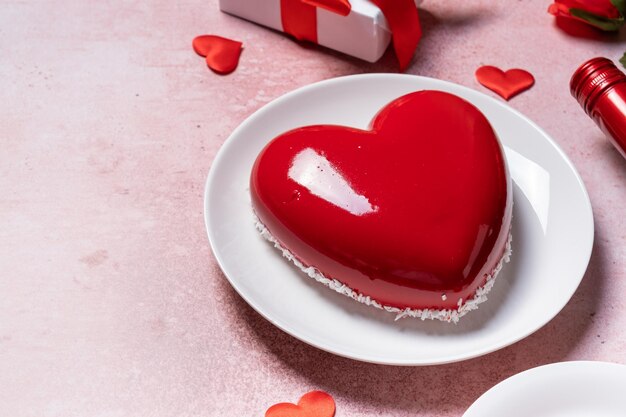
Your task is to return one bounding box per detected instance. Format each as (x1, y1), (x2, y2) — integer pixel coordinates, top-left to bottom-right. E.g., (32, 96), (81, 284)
(570, 57), (626, 159)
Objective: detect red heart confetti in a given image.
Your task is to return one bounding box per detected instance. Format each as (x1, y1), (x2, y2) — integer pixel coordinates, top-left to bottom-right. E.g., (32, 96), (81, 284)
(265, 391), (336, 417)
(475, 65), (535, 100)
(192, 35), (242, 75)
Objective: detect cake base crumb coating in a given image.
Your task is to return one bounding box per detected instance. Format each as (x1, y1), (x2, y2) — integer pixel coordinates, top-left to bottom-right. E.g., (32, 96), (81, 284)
(255, 215), (512, 323)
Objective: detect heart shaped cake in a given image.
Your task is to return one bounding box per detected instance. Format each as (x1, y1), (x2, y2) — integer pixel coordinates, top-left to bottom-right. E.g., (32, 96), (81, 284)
(250, 90), (512, 322)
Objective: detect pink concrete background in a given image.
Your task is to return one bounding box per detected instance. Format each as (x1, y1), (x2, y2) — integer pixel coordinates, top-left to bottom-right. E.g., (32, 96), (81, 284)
(1, 1), (625, 416)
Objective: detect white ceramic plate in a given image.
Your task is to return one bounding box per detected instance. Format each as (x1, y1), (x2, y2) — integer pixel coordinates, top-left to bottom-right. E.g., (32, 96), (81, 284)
(463, 361), (626, 417)
(205, 74), (594, 365)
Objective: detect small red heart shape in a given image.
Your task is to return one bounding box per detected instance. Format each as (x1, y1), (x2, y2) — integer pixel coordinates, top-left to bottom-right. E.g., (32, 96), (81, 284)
(475, 66), (535, 100)
(192, 35), (242, 75)
(265, 391), (336, 417)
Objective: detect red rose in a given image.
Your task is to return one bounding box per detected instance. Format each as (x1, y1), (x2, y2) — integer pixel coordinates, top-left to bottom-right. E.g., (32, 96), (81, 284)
(548, 0), (625, 30)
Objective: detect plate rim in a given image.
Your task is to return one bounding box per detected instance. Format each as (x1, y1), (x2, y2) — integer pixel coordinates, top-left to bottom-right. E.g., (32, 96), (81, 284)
(462, 361), (626, 416)
(204, 73), (595, 365)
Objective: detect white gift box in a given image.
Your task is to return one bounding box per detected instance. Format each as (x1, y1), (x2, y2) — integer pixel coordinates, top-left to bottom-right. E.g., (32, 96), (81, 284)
(219, 0), (420, 63)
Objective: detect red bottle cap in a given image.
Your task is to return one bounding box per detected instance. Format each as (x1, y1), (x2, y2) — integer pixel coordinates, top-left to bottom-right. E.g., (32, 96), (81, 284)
(570, 57), (626, 159)
(570, 57), (626, 115)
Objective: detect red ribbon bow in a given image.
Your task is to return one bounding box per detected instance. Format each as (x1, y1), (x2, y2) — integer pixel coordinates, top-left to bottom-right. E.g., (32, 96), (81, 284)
(280, 0), (421, 71)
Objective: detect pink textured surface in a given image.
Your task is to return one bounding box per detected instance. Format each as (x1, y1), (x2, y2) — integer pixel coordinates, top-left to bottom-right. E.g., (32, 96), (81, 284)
(0, 1), (625, 416)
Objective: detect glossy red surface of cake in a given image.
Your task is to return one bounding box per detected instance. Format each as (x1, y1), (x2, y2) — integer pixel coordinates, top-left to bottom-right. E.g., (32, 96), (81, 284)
(250, 90), (512, 311)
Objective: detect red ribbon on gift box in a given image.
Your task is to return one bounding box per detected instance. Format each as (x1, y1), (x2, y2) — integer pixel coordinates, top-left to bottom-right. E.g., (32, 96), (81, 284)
(279, 0), (421, 71)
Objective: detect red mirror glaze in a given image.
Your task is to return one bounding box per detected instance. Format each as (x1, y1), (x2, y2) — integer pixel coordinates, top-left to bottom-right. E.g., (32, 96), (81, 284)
(250, 90), (512, 311)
